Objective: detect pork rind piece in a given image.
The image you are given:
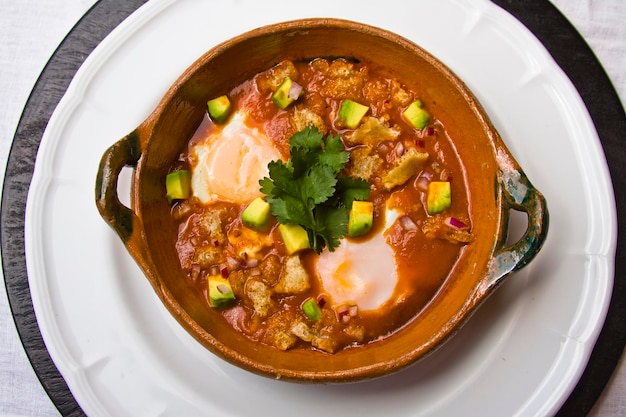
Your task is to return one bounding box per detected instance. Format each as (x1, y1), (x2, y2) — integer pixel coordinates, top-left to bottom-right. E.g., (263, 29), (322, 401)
(256, 60), (300, 92)
(274, 255), (310, 294)
(422, 216), (472, 244)
(344, 117), (401, 147)
(382, 148), (429, 190)
(245, 279), (274, 317)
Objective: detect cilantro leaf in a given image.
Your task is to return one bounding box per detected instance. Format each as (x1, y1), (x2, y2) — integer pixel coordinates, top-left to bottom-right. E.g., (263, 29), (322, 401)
(318, 134), (349, 172)
(336, 176), (372, 208)
(260, 126), (372, 253)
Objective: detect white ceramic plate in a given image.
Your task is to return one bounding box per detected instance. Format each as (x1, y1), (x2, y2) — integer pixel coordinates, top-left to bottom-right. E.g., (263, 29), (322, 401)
(25, 0), (617, 416)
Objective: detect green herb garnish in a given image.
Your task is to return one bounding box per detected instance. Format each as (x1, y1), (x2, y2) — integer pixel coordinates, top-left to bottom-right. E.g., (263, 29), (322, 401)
(260, 126), (371, 253)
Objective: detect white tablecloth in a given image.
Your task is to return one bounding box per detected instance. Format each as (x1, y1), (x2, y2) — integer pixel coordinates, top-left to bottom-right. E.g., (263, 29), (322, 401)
(1, 1), (624, 416)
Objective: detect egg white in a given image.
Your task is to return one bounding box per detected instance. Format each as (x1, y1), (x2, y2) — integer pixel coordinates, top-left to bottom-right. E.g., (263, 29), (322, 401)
(315, 206), (401, 312)
(191, 111), (281, 205)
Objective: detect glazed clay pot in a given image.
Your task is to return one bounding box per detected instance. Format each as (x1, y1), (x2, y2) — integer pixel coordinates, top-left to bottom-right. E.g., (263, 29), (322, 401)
(96, 18), (548, 382)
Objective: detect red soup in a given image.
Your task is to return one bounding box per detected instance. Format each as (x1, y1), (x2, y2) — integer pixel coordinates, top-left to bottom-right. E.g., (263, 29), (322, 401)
(166, 58), (472, 353)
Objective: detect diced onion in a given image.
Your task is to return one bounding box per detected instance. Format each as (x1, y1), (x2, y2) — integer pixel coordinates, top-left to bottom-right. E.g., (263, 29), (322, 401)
(191, 264), (201, 281)
(288, 81), (303, 100)
(226, 256), (240, 270)
(317, 294), (327, 308)
(399, 215), (418, 231)
(445, 216), (468, 229)
(395, 142), (405, 157)
(217, 284), (232, 295)
(415, 171), (433, 191)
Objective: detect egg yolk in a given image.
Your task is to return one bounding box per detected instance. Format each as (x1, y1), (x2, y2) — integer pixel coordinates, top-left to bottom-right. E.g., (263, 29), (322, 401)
(191, 111), (281, 204)
(315, 231), (398, 312)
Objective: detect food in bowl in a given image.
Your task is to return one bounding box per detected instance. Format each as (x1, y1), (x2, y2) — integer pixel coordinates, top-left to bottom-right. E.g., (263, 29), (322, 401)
(167, 57), (474, 353)
(96, 18), (548, 382)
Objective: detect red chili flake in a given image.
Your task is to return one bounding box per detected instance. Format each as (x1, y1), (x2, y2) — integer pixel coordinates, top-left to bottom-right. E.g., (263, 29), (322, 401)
(220, 267), (229, 278)
(426, 127), (435, 136)
(416, 140), (426, 148)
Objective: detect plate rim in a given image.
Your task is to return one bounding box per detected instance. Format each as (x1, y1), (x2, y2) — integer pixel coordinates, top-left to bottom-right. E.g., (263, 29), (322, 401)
(2, 0), (624, 416)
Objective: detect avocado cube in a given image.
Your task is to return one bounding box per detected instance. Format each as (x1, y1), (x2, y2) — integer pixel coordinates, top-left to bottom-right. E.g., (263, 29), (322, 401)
(278, 223), (310, 254)
(165, 170), (191, 203)
(403, 100), (430, 130)
(302, 298), (322, 321)
(272, 77), (298, 109)
(427, 181), (451, 214)
(242, 197), (273, 232)
(207, 95), (232, 124)
(208, 275), (236, 308)
(348, 201), (374, 237)
(337, 99), (369, 129)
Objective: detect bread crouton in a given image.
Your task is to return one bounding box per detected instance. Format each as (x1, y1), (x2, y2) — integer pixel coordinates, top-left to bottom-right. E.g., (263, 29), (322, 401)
(311, 333), (339, 353)
(245, 279), (274, 317)
(199, 209), (227, 245)
(273, 330), (298, 351)
(347, 147), (382, 181)
(266, 311), (298, 350)
(291, 321), (314, 342)
(193, 245), (223, 268)
(291, 107), (328, 135)
(274, 255), (310, 294)
(382, 148), (429, 190)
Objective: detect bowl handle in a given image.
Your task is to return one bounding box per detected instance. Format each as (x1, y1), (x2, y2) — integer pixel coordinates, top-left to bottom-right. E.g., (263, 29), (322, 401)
(486, 167), (549, 289)
(95, 130), (142, 244)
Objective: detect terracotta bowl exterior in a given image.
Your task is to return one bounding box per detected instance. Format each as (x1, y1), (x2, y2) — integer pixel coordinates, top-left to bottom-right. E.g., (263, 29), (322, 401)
(96, 19), (548, 382)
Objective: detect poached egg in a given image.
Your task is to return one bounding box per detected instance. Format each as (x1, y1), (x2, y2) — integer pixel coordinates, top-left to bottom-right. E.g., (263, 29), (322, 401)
(191, 111), (281, 204)
(315, 206), (401, 312)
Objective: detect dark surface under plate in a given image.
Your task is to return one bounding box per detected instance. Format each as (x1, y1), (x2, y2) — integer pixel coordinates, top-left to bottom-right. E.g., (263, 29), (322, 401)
(2, 1), (624, 416)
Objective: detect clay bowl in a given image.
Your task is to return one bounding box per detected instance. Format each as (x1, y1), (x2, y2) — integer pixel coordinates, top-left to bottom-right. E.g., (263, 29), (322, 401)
(96, 18), (548, 382)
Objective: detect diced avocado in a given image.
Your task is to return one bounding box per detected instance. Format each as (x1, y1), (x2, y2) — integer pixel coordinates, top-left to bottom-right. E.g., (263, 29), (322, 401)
(208, 275), (236, 308)
(278, 223), (310, 254)
(348, 201), (374, 237)
(403, 100), (430, 129)
(272, 77), (300, 109)
(302, 298), (322, 321)
(427, 181), (451, 214)
(337, 99), (369, 129)
(165, 170), (191, 203)
(242, 197), (273, 232)
(207, 95), (232, 124)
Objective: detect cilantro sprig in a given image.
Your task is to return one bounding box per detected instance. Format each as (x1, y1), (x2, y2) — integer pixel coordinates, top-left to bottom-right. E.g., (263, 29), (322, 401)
(260, 127), (371, 253)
